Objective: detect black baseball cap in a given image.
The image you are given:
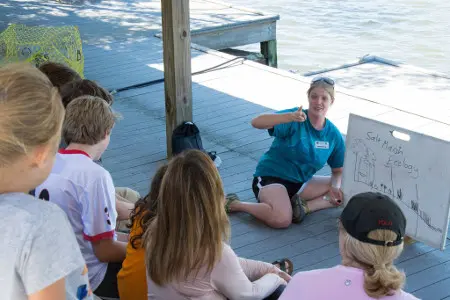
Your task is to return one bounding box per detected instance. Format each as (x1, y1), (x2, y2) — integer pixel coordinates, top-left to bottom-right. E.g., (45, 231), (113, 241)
(340, 192), (406, 247)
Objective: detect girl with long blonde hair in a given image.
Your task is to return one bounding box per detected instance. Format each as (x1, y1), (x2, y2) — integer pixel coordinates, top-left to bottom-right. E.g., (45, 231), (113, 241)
(280, 192), (419, 300)
(144, 149), (290, 299)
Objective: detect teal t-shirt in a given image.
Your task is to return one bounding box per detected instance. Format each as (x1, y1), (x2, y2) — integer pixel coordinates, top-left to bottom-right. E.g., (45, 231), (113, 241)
(254, 108), (345, 183)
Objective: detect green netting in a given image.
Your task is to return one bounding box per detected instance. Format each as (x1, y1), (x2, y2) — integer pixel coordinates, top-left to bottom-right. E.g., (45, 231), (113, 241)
(0, 24), (84, 77)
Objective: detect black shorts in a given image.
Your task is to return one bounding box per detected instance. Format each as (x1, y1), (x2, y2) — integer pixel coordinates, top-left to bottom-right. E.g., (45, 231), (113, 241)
(252, 176), (303, 200)
(94, 262), (122, 298)
(264, 284), (286, 300)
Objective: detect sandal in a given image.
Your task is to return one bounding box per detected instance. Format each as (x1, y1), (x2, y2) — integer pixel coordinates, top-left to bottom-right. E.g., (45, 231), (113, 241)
(291, 194), (309, 224)
(272, 258), (294, 275)
(225, 193), (240, 213)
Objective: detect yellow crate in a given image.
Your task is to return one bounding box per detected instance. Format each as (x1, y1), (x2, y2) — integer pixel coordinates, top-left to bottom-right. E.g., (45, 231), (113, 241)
(0, 24), (84, 77)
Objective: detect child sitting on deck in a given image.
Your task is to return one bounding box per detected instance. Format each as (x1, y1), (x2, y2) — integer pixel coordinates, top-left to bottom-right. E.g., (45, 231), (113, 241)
(117, 164), (168, 300)
(279, 192), (419, 300)
(144, 149), (292, 300)
(57, 77), (138, 232)
(58, 79), (113, 151)
(59, 79), (114, 109)
(39, 64), (113, 153)
(0, 63), (92, 300)
(35, 96), (133, 299)
(119, 161), (292, 300)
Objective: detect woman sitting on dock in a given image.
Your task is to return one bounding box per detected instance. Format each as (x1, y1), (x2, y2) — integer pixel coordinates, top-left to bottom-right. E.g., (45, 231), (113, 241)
(226, 77), (345, 228)
(279, 192), (418, 300)
(144, 149), (292, 300)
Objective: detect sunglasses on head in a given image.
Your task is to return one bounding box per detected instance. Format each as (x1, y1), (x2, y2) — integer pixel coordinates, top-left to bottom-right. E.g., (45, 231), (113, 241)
(311, 76), (335, 86)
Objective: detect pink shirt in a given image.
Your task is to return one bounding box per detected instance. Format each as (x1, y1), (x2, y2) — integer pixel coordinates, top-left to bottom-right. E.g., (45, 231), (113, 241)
(147, 243), (286, 299)
(280, 265), (420, 300)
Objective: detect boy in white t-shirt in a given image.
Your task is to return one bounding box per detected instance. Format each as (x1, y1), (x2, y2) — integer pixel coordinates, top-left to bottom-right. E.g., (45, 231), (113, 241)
(36, 95), (132, 299)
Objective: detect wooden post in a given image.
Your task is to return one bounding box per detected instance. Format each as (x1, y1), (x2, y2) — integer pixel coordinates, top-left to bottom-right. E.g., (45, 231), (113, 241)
(161, 0), (193, 158)
(260, 39), (278, 68)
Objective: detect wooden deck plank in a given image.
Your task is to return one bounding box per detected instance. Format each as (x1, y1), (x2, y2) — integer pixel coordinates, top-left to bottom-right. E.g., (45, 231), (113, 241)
(414, 277), (450, 299)
(251, 228), (339, 262)
(290, 241), (340, 271)
(82, 46), (163, 67)
(404, 261), (450, 294)
(233, 212), (338, 255)
(398, 245), (450, 277)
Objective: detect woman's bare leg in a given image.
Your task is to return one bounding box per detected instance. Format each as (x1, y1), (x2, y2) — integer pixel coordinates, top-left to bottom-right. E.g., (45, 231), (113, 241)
(299, 175), (340, 212)
(228, 185), (293, 228)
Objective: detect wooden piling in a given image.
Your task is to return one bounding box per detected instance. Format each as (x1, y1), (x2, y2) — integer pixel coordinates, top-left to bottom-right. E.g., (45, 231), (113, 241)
(161, 0), (193, 158)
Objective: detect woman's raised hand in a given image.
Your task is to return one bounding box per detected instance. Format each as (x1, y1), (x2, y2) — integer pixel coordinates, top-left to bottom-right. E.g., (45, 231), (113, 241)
(290, 106), (307, 122)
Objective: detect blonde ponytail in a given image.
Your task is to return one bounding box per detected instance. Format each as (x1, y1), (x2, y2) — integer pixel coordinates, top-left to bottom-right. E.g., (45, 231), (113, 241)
(340, 225), (406, 298)
(364, 263), (405, 298)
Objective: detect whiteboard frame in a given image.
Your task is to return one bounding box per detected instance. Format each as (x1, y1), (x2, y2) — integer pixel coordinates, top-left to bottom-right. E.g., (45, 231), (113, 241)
(341, 113), (450, 250)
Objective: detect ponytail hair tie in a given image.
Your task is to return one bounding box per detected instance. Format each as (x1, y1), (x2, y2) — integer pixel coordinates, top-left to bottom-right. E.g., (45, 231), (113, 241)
(373, 263), (386, 270)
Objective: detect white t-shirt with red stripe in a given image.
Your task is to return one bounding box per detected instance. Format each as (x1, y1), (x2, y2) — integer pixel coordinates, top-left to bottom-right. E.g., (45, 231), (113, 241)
(35, 149), (118, 291)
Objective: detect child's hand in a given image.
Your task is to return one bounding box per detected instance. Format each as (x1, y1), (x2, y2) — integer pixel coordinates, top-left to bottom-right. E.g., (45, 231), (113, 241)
(270, 266), (292, 283)
(277, 270), (292, 283)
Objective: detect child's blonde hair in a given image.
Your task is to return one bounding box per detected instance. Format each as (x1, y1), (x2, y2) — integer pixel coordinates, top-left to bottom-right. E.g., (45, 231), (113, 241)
(144, 150), (230, 285)
(63, 96), (119, 145)
(0, 63), (64, 167)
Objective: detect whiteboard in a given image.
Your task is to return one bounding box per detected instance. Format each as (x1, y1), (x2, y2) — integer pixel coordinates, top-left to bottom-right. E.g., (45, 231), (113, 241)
(342, 114), (450, 250)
